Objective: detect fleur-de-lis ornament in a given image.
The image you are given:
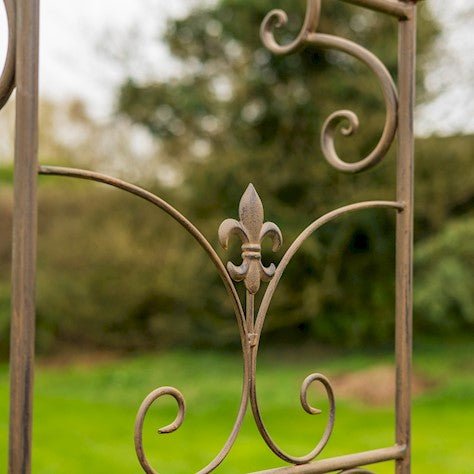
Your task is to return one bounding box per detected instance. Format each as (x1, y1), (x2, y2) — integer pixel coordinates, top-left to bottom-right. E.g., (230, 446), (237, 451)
(219, 184), (283, 294)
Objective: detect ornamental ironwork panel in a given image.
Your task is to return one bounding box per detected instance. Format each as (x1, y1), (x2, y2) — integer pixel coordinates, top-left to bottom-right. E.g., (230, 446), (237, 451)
(2, 0), (420, 472)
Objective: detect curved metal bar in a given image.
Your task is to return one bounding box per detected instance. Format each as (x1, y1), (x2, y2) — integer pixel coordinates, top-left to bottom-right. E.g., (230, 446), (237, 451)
(40, 165), (252, 474)
(250, 445), (406, 473)
(135, 357), (250, 474)
(195, 350), (251, 474)
(260, 2), (398, 173)
(260, 0), (321, 56)
(248, 201), (402, 464)
(307, 32), (398, 173)
(255, 200), (404, 340)
(134, 387), (186, 474)
(250, 366), (335, 464)
(0, 0), (16, 109)
(38, 165), (246, 335)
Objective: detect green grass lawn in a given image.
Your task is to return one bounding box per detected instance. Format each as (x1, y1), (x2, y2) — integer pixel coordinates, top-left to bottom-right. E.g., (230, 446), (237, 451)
(0, 341), (472, 473)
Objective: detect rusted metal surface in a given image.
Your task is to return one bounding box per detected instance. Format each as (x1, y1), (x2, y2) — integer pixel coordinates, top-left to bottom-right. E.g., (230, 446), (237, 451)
(134, 387), (186, 473)
(395, 4), (417, 473)
(3, 0), (421, 472)
(251, 445), (406, 473)
(7, 0), (40, 473)
(219, 184), (283, 295)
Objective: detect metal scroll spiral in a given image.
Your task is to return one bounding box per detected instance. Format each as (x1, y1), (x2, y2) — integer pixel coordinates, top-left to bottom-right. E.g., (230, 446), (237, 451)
(250, 369), (336, 464)
(133, 185), (341, 472)
(219, 185), (337, 465)
(38, 168), (402, 472)
(131, 2), (403, 472)
(135, 388), (186, 474)
(261, 0), (398, 173)
(0, 0), (16, 109)
(38, 165), (248, 474)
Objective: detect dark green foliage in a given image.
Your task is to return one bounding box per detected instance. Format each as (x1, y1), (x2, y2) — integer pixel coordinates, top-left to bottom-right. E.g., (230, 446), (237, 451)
(0, 181), (240, 354)
(0, 2), (471, 353)
(415, 217), (474, 332)
(0, 135), (472, 354)
(116, 0), (467, 347)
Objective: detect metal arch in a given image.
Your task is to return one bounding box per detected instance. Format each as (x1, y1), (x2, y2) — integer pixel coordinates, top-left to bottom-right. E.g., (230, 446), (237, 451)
(37, 165), (246, 335)
(250, 201), (402, 465)
(255, 200), (404, 341)
(6, 0), (420, 473)
(38, 165), (251, 474)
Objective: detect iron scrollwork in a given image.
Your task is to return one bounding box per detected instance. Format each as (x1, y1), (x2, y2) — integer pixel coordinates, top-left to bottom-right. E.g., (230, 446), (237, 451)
(128, 0), (403, 472)
(129, 186), (402, 473)
(218, 184), (282, 295)
(35, 0), (408, 472)
(261, 0), (398, 173)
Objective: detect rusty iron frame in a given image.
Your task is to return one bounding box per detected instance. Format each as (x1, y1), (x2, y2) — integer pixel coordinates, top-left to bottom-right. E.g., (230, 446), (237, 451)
(1, 0), (421, 472)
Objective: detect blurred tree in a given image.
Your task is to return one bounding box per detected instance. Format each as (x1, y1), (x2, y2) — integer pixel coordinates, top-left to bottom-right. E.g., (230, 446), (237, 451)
(2, 1), (471, 354)
(414, 216), (474, 332)
(115, 0), (444, 346)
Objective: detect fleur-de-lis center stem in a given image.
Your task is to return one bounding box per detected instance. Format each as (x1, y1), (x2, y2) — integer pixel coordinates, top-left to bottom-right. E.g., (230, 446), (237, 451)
(219, 184), (283, 295)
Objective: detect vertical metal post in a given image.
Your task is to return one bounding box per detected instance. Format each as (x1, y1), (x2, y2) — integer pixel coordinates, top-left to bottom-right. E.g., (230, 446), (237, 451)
(8, 0), (40, 472)
(396, 2), (417, 473)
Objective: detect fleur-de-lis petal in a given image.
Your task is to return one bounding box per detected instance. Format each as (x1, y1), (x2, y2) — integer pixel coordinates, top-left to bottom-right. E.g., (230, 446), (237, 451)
(218, 184), (282, 294)
(239, 184), (264, 242)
